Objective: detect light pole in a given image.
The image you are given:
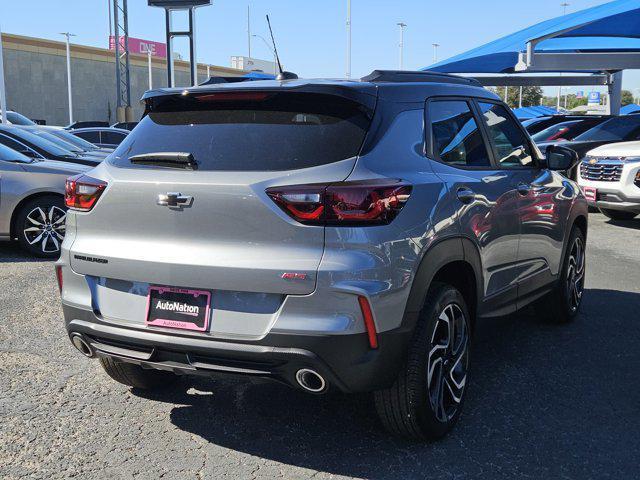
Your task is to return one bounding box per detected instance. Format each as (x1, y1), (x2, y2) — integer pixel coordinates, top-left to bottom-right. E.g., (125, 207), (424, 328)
(252, 34), (277, 75)
(432, 43), (440, 64)
(346, 0), (351, 78)
(147, 50), (153, 89)
(397, 22), (406, 70)
(561, 2), (570, 15)
(0, 24), (7, 125)
(60, 32), (76, 125)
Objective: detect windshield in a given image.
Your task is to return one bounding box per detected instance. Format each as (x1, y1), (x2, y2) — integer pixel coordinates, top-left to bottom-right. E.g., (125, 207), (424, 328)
(110, 92), (371, 171)
(531, 121), (581, 142)
(9, 128), (76, 157)
(49, 130), (99, 150)
(2, 111), (36, 125)
(0, 142), (31, 162)
(574, 116), (640, 142)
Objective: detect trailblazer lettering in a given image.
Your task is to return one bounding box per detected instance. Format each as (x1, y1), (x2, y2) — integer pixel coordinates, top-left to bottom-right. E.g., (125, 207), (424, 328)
(154, 300), (200, 316)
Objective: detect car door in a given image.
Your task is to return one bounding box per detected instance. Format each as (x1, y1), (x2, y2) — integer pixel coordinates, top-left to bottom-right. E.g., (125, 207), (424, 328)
(426, 98), (521, 316)
(477, 101), (569, 307)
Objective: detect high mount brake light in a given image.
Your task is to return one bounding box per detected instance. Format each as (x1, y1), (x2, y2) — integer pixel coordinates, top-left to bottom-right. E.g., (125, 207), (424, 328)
(194, 92), (272, 102)
(65, 174), (107, 211)
(266, 182), (412, 226)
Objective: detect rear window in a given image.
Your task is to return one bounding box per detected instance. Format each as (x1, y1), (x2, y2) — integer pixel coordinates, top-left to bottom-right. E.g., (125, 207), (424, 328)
(109, 92), (371, 171)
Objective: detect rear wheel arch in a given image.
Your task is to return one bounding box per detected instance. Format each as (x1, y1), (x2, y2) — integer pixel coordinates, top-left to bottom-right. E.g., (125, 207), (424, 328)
(405, 237), (482, 329)
(10, 192), (65, 239)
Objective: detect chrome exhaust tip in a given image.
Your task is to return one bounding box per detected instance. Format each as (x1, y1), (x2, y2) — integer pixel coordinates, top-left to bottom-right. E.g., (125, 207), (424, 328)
(295, 368), (327, 393)
(70, 333), (94, 358)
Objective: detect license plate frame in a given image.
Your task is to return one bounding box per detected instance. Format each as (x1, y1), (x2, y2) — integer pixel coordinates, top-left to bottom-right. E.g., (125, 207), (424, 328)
(145, 286), (211, 332)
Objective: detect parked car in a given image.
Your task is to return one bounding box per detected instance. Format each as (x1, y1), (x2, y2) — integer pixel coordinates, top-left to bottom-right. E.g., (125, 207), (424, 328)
(111, 121), (139, 131)
(70, 127), (129, 148)
(0, 143), (89, 257)
(531, 116), (611, 143)
(0, 125), (101, 167)
(578, 141), (640, 220)
(522, 115), (610, 136)
(0, 110), (37, 126)
(538, 115), (640, 178)
(17, 126), (111, 161)
(58, 71), (587, 441)
(66, 121), (110, 130)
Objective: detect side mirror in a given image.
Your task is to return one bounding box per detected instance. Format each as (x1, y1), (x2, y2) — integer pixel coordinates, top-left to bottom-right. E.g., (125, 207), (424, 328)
(545, 145), (579, 171)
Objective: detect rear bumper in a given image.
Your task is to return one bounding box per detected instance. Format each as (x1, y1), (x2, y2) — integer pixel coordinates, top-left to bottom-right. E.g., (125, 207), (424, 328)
(63, 303), (413, 393)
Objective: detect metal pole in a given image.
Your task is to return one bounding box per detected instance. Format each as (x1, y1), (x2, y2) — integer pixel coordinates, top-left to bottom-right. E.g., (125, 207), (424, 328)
(519, 86), (523, 108)
(504, 86), (508, 102)
(557, 86), (561, 110)
(206, 64), (210, 80)
(0, 26), (8, 125)
(346, 0), (351, 78)
(165, 9), (173, 87)
(397, 22), (406, 70)
(122, 0), (131, 109)
(147, 50), (153, 89)
(60, 33), (75, 125)
(108, 0), (113, 38)
(432, 43), (439, 63)
(561, 2), (570, 15)
(247, 5), (251, 58)
(189, 7), (197, 86)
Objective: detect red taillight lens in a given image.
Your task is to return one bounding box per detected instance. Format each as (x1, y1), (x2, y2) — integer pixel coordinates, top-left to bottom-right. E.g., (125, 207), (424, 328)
(65, 174), (107, 211)
(55, 265), (63, 294)
(266, 181), (411, 226)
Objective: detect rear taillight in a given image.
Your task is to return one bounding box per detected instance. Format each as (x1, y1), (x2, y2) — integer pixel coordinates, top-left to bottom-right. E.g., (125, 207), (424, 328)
(266, 181), (412, 226)
(65, 174), (107, 211)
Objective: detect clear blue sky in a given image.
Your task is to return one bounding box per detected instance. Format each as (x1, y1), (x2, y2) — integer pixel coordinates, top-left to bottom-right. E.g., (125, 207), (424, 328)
(2, 0), (638, 95)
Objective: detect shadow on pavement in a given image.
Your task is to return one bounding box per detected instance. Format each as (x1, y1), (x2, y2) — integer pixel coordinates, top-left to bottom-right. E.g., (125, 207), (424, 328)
(0, 241), (55, 263)
(133, 288), (640, 479)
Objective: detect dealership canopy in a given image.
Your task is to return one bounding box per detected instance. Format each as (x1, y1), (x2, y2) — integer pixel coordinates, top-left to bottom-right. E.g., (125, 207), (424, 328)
(424, 0), (640, 114)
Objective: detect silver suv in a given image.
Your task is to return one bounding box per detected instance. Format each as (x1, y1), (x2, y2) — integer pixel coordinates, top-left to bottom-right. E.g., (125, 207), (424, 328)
(57, 71), (588, 440)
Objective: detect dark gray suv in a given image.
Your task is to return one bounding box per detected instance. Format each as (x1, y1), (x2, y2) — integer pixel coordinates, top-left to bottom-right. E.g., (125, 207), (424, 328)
(58, 70), (587, 440)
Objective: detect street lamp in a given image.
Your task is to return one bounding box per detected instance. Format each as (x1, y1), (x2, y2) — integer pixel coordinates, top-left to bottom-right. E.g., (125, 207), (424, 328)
(59, 32), (76, 125)
(252, 34), (277, 75)
(397, 22), (406, 70)
(432, 43), (440, 64)
(561, 2), (570, 15)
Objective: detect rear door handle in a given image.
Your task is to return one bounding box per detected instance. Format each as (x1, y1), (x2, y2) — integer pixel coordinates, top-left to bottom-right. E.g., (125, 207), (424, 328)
(456, 187), (476, 204)
(517, 183), (531, 196)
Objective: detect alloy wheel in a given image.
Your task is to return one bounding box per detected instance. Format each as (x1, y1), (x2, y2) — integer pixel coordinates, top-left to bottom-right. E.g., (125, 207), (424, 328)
(23, 206), (66, 254)
(566, 236), (585, 313)
(427, 303), (469, 423)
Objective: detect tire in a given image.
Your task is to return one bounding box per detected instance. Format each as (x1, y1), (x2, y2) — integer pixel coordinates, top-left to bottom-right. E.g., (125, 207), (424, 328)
(15, 195), (67, 258)
(374, 282), (471, 441)
(537, 227), (586, 323)
(598, 208), (637, 221)
(99, 357), (177, 390)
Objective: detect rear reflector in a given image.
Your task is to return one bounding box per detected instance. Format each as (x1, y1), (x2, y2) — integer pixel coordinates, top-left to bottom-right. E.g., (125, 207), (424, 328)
(65, 175), (107, 211)
(55, 265), (63, 294)
(266, 181), (411, 226)
(358, 296), (378, 349)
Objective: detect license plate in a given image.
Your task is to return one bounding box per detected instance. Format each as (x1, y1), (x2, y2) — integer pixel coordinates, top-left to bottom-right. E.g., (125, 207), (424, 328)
(582, 186), (596, 202)
(146, 286), (211, 332)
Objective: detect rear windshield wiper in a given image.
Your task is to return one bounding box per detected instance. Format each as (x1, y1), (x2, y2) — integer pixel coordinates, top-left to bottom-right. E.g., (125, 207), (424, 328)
(129, 152), (198, 170)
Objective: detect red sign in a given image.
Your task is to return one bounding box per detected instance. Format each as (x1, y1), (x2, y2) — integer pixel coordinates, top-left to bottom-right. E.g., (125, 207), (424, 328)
(109, 36), (167, 58)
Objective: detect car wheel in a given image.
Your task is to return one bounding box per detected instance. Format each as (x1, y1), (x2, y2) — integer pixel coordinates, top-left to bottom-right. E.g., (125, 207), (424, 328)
(15, 195), (67, 258)
(374, 282), (470, 441)
(538, 227), (586, 323)
(99, 357), (177, 390)
(598, 208), (637, 221)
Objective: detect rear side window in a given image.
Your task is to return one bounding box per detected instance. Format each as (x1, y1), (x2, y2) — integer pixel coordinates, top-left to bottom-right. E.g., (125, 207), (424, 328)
(428, 100), (491, 167)
(75, 131), (100, 143)
(102, 131), (127, 145)
(479, 102), (533, 168)
(110, 92), (371, 171)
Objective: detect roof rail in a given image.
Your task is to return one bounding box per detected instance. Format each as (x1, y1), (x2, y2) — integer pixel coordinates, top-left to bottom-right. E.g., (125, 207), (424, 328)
(361, 70), (482, 87)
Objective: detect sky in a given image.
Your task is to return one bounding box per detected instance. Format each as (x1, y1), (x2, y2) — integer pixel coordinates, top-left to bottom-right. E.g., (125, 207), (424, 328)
(2, 0), (639, 97)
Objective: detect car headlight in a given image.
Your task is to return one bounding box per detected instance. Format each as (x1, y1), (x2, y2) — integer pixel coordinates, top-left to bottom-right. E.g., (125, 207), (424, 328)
(622, 156), (640, 163)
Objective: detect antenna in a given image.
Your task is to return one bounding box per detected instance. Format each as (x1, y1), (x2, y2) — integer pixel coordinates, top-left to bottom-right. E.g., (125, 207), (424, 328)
(265, 14), (298, 80)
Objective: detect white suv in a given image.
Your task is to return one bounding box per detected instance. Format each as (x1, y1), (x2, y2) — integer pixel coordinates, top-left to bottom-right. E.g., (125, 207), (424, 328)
(578, 141), (640, 220)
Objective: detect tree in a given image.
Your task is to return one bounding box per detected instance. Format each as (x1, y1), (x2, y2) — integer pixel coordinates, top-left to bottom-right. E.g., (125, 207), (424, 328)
(488, 86), (543, 108)
(621, 89), (634, 106)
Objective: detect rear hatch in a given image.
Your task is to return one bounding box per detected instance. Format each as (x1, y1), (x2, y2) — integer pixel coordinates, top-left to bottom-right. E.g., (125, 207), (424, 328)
(68, 87), (375, 329)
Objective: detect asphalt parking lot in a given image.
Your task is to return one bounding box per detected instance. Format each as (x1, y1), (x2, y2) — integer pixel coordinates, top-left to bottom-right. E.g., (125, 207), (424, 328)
(1, 212), (638, 480)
